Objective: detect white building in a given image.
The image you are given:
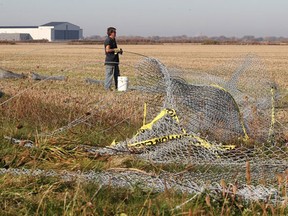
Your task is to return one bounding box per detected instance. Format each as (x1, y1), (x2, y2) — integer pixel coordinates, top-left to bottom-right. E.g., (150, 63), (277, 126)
(0, 22), (83, 41)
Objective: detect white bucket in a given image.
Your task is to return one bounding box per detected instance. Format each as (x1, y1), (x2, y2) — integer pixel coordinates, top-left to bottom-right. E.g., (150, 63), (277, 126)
(118, 76), (129, 92)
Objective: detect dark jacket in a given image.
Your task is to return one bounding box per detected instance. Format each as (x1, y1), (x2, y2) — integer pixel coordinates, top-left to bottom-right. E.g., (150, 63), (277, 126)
(104, 36), (119, 65)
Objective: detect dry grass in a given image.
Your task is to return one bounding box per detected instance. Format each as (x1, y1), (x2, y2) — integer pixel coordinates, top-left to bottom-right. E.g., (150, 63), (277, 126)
(3, 43), (288, 136)
(0, 43), (287, 215)
(1, 43), (288, 82)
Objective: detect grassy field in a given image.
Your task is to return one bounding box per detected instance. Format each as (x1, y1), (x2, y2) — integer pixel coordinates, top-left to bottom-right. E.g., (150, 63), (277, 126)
(0, 43), (287, 215)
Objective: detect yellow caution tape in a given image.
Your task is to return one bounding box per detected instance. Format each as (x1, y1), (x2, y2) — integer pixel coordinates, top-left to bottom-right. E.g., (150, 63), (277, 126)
(110, 139), (117, 147)
(128, 133), (188, 148)
(127, 132), (236, 152)
(127, 105), (235, 152)
(143, 103), (147, 126)
(111, 104), (236, 154)
(135, 108), (180, 136)
(268, 87), (276, 140)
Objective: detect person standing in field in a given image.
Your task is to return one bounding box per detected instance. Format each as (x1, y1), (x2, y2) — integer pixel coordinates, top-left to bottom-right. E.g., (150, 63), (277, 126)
(104, 27), (123, 90)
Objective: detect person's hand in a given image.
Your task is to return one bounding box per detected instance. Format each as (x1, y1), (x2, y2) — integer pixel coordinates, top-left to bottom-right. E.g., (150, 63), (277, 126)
(114, 48), (123, 55)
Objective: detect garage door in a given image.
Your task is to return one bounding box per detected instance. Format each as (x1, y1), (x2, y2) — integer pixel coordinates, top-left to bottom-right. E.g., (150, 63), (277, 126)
(54, 30), (80, 40)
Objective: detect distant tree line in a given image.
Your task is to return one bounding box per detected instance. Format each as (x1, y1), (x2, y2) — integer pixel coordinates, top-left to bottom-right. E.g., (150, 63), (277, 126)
(2, 35), (288, 45)
(0, 39), (49, 45)
(80, 35), (288, 45)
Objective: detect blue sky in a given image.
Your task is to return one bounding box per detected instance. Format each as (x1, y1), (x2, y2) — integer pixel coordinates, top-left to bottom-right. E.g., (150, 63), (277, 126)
(0, 0), (287, 37)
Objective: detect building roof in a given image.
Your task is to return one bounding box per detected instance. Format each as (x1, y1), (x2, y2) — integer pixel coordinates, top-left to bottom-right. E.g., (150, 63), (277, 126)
(0, 26), (38, 29)
(0, 22), (79, 29)
(41, 22), (68, 27)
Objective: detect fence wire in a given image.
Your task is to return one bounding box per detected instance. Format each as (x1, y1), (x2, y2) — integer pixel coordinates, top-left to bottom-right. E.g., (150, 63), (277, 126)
(0, 53), (287, 204)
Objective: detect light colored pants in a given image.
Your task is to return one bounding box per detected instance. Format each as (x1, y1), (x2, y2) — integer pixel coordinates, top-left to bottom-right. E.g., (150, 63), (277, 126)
(104, 65), (120, 90)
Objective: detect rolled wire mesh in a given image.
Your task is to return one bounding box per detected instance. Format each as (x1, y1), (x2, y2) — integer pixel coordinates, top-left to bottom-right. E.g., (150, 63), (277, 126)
(0, 167), (286, 203)
(92, 55), (287, 203)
